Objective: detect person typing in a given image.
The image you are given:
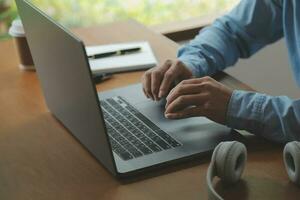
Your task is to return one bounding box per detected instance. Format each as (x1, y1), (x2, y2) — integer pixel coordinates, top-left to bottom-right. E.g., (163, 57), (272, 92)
(142, 0), (300, 143)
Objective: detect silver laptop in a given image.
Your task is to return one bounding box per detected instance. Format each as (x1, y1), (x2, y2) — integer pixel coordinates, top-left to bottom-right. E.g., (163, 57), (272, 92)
(16, 0), (236, 177)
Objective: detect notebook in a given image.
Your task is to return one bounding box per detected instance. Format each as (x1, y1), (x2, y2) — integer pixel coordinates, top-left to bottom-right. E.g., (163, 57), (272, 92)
(86, 41), (157, 74)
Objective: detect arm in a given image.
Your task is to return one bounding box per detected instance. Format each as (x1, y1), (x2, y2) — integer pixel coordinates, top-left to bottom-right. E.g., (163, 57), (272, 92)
(164, 77), (300, 144)
(163, 0), (299, 143)
(178, 0), (283, 77)
(227, 91), (300, 143)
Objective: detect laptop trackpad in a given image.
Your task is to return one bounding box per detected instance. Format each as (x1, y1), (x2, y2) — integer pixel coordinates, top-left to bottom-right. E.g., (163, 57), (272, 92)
(136, 99), (231, 145)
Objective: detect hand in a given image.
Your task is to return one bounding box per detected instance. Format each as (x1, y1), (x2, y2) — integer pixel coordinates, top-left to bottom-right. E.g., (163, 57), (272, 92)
(141, 59), (193, 101)
(165, 76), (233, 124)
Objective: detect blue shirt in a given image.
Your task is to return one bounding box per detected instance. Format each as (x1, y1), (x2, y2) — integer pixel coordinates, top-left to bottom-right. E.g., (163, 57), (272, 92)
(177, 0), (300, 143)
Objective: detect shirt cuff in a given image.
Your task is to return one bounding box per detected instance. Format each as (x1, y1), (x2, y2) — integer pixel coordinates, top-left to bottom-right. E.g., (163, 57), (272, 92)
(226, 90), (266, 135)
(177, 55), (208, 78)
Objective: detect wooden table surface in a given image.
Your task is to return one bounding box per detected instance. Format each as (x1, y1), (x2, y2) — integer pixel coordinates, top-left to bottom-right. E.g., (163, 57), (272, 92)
(1, 20), (299, 200)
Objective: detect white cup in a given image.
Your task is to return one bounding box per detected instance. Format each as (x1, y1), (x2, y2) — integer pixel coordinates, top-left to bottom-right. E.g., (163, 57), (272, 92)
(9, 19), (34, 70)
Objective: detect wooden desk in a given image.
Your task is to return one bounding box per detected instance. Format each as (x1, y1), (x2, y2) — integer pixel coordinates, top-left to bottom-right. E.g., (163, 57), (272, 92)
(0, 20), (299, 200)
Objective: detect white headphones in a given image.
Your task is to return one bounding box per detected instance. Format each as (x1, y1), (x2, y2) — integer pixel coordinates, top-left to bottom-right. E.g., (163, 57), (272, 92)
(207, 141), (300, 200)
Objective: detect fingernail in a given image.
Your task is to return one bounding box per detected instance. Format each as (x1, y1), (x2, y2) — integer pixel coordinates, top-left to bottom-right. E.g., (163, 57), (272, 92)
(158, 91), (163, 98)
(165, 101), (169, 107)
(165, 113), (176, 119)
(166, 94), (169, 100)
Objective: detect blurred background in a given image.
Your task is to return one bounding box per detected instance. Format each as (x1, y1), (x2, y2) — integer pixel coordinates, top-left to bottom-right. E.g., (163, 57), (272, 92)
(0, 0), (238, 40)
(1, 0), (298, 99)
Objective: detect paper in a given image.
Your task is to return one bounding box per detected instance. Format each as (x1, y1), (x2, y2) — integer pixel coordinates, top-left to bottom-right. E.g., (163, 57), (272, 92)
(86, 41), (157, 74)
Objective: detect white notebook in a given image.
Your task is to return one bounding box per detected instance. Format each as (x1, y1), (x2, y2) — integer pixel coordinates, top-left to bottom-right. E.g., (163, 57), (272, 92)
(86, 41), (157, 74)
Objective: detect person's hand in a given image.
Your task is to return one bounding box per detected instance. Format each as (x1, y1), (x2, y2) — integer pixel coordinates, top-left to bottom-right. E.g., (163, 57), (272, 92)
(141, 59), (193, 101)
(165, 76), (233, 124)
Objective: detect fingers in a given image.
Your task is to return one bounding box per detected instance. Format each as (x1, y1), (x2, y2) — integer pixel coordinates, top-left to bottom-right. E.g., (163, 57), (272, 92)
(142, 87), (147, 97)
(165, 106), (205, 119)
(166, 83), (205, 108)
(166, 76), (214, 107)
(159, 61), (181, 98)
(142, 60), (172, 100)
(177, 76), (215, 85)
(151, 70), (162, 101)
(151, 61), (172, 100)
(142, 70), (153, 99)
(164, 76), (233, 124)
(142, 59), (193, 101)
(165, 93), (208, 114)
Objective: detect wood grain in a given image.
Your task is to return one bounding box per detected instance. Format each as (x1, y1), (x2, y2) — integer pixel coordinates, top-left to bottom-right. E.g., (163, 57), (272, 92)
(0, 20), (299, 200)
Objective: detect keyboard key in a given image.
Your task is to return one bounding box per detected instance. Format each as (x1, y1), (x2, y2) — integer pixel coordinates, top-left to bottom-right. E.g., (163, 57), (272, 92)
(109, 137), (133, 160)
(101, 96), (182, 161)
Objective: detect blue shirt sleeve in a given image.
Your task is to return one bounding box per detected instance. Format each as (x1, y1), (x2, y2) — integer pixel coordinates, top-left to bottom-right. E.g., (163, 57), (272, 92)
(176, 0), (300, 143)
(177, 0), (283, 77)
(227, 91), (300, 143)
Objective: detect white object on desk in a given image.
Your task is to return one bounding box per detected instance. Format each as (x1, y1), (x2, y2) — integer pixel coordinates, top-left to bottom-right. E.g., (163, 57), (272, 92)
(86, 41), (157, 74)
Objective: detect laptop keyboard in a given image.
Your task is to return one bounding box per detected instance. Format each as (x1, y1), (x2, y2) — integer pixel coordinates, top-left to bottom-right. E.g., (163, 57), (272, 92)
(100, 96), (182, 161)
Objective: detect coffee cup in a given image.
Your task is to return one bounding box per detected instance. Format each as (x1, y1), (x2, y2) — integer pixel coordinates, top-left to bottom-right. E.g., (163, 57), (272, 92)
(9, 19), (34, 70)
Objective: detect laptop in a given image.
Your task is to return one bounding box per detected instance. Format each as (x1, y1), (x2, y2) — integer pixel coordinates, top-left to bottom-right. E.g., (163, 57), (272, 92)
(16, 0), (235, 177)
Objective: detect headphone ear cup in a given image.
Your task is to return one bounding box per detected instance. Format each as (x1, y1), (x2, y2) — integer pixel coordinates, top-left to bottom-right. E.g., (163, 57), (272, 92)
(283, 141), (300, 186)
(215, 141), (247, 184)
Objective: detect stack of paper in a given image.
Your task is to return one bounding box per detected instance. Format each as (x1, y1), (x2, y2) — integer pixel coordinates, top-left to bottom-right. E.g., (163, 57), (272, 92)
(86, 41), (157, 74)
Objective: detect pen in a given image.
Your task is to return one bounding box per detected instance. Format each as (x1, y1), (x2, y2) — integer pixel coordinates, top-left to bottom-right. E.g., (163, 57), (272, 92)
(88, 47), (141, 59)
(92, 73), (113, 84)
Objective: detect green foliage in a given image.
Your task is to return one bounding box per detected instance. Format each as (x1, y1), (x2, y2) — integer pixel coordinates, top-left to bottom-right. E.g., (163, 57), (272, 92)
(0, 0), (18, 40)
(0, 0), (238, 40)
(30, 0), (238, 27)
